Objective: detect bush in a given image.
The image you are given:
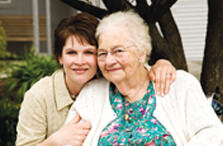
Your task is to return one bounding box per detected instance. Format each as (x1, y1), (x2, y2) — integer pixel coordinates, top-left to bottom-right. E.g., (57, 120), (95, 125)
(0, 49), (58, 145)
(0, 99), (20, 146)
(0, 21), (7, 57)
(6, 49), (58, 102)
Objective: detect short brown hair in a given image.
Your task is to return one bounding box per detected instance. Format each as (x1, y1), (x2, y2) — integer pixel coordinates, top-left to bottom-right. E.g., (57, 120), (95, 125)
(54, 12), (99, 62)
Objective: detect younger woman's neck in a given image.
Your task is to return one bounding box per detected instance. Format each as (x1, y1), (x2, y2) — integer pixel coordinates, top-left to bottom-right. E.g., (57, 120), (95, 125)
(65, 77), (84, 98)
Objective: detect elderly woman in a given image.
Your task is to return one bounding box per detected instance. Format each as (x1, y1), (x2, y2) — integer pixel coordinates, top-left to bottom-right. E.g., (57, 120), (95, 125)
(66, 11), (223, 146)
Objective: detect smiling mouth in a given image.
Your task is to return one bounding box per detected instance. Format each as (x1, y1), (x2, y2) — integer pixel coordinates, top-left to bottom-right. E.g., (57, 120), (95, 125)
(72, 68), (88, 74)
(107, 68), (121, 72)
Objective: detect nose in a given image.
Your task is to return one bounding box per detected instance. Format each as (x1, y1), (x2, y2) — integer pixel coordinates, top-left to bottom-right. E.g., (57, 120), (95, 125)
(74, 54), (86, 65)
(105, 53), (116, 66)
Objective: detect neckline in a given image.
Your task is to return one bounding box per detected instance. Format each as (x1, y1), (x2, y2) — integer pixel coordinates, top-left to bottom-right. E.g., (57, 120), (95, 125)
(109, 81), (156, 118)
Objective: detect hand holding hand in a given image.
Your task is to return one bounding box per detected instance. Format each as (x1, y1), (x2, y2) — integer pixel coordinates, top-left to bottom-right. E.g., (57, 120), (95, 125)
(40, 113), (91, 146)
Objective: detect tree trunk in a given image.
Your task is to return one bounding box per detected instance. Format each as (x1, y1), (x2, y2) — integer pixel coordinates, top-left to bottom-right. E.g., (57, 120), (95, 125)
(149, 10), (188, 70)
(201, 0), (223, 105)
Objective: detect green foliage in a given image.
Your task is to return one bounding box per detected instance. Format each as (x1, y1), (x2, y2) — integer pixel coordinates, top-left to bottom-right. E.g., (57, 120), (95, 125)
(0, 21), (6, 50)
(0, 21), (8, 57)
(0, 49), (57, 145)
(0, 98), (20, 146)
(6, 49), (58, 102)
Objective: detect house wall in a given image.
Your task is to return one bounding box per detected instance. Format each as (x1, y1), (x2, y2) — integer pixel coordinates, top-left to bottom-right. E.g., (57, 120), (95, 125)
(0, 0), (76, 54)
(51, 0), (77, 42)
(0, 0), (45, 15)
(0, 0), (46, 54)
(171, 0), (208, 61)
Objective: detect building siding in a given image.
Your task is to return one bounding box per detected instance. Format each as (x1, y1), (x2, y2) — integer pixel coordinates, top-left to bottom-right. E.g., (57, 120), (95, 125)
(171, 0), (208, 61)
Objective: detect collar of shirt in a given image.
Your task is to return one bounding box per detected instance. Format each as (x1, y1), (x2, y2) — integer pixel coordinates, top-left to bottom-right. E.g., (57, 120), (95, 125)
(53, 69), (74, 111)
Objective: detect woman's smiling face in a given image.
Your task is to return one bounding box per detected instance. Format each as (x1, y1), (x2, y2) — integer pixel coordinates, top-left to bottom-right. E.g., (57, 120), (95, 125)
(59, 35), (97, 86)
(97, 27), (145, 84)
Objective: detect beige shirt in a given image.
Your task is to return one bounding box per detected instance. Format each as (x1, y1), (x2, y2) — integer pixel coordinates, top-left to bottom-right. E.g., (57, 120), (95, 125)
(16, 69), (74, 146)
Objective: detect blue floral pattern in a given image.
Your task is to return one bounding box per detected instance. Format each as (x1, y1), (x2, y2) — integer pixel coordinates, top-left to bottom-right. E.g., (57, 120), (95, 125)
(98, 82), (176, 146)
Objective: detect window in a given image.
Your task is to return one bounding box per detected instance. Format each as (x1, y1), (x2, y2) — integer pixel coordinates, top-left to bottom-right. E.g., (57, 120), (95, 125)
(0, 0), (11, 4)
(0, 0), (15, 8)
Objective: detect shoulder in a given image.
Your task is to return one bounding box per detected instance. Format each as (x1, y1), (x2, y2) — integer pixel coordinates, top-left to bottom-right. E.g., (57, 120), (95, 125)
(73, 78), (109, 120)
(82, 78), (109, 91)
(24, 70), (60, 102)
(25, 75), (52, 97)
(174, 70), (201, 88)
(76, 78), (109, 104)
(167, 70), (205, 101)
(26, 69), (62, 94)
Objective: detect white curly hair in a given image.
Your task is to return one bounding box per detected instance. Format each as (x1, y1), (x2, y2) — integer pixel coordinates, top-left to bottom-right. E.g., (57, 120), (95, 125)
(95, 10), (152, 64)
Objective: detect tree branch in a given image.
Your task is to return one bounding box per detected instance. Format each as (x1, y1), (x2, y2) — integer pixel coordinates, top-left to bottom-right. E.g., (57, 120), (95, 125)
(102, 0), (118, 12)
(61, 0), (108, 19)
(149, 23), (171, 64)
(135, 0), (151, 21)
(136, 0), (148, 8)
(146, 0), (177, 23)
(159, 10), (182, 47)
(158, 10), (188, 70)
(149, 20), (187, 70)
(102, 0), (134, 13)
(121, 0), (135, 10)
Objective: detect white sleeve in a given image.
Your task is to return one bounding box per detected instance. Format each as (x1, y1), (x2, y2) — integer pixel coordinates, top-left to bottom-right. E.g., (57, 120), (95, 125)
(64, 105), (77, 125)
(64, 78), (108, 146)
(65, 78), (108, 124)
(183, 73), (223, 146)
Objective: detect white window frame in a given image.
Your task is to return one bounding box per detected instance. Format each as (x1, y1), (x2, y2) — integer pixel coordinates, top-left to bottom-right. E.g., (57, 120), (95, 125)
(0, 0), (15, 8)
(0, 0), (11, 4)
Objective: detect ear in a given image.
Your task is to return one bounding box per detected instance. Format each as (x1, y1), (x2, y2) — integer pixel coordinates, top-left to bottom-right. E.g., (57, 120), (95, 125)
(139, 48), (147, 64)
(58, 56), (63, 65)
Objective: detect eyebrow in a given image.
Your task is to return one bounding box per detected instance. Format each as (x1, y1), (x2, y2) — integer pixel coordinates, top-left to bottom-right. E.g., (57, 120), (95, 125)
(85, 47), (96, 51)
(64, 47), (96, 52)
(98, 45), (124, 51)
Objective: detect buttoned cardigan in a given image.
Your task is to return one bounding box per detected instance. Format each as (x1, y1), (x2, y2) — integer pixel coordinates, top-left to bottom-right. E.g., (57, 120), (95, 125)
(66, 70), (223, 146)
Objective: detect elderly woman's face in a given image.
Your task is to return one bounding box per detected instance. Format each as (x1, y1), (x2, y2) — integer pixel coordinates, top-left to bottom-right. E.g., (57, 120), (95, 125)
(97, 27), (144, 84)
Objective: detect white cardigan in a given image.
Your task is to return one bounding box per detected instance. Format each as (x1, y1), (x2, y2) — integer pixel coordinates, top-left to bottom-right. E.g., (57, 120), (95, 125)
(65, 70), (223, 146)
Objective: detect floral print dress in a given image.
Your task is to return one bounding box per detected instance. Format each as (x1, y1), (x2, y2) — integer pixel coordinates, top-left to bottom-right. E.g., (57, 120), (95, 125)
(98, 82), (176, 146)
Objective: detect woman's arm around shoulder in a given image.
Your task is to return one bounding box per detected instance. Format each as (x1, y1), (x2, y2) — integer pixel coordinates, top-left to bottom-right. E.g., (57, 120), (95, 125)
(66, 78), (109, 124)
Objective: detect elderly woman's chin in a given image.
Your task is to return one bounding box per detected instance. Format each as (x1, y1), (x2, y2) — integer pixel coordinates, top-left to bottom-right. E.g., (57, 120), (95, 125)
(103, 72), (125, 83)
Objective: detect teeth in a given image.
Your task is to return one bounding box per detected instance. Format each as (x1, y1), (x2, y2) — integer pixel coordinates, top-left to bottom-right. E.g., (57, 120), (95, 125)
(76, 69), (86, 71)
(72, 68), (88, 73)
(73, 69), (87, 70)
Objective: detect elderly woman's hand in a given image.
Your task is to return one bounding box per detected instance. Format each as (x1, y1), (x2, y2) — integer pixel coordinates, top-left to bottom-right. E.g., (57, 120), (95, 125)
(149, 59), (176, 96)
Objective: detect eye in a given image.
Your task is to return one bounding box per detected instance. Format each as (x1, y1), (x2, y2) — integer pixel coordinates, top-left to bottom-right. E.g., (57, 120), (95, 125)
(97, 52), (107, 57)
(113, 48), (124, 54)
(66, 50), (76, 55)
(85, 50), (96, 55)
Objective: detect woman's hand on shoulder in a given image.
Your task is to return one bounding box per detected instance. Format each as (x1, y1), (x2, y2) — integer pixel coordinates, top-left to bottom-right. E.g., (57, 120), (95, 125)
(39, 113), (91, 146)
(149, 59), (176, 96)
